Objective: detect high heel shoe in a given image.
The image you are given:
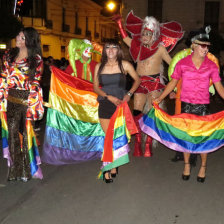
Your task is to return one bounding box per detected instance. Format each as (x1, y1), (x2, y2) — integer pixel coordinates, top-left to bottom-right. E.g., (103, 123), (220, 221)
(182, 174), (190, 181)
(182, 163), (191, 181)
(103, 171), (113, 183)
(111, 167), (118, 178)
(197, 166), (206, 183)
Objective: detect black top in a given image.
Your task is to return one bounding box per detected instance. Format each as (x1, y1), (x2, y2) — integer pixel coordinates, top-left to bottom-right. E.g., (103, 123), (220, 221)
(97, 73), (126, 101)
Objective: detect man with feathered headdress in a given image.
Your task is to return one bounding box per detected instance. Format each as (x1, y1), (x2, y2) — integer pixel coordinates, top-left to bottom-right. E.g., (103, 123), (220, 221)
(113, 11), (184, 157)
(65, 39), (102, 83)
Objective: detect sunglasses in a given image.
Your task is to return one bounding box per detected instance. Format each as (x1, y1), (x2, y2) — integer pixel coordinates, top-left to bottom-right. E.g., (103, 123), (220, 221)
(196, 43), (210, 49)
(105, 45), (118, 49)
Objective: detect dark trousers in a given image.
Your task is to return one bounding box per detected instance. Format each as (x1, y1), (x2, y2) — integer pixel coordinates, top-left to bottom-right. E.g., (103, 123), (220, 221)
(7, 89), (31, 180)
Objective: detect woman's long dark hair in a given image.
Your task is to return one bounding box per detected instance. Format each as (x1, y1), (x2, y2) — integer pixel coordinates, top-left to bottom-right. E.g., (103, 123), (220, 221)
(97, 39), (124, 76)
(8, 27), (42, 81)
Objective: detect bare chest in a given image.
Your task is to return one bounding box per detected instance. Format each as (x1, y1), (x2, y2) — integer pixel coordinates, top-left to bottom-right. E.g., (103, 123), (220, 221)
(136, 53), (162, 75)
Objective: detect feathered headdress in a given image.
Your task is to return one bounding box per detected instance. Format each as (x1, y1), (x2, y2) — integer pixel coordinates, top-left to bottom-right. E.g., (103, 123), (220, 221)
(125, 10), (185, 61)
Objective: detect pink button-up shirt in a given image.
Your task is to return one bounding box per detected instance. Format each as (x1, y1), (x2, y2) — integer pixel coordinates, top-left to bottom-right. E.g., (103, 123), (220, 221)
(171, 53), (220, 104)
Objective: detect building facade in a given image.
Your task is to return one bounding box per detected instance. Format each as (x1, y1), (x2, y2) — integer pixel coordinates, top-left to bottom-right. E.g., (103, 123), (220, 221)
(14, 0), (117, 59)
(121, 0), (224, 57)
(122, 0), (224, 36)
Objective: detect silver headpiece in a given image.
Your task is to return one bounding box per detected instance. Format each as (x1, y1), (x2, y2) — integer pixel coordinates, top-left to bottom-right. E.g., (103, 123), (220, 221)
(142, 16), (160, 43)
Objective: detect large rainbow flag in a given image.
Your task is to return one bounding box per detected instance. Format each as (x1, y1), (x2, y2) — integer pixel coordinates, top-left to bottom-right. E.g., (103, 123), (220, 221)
(140, 103), (224, 154)
(42, 67), (105, 164)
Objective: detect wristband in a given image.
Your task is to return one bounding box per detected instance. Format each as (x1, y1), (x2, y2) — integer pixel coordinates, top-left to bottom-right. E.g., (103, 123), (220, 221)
(126, 91), (133, 97)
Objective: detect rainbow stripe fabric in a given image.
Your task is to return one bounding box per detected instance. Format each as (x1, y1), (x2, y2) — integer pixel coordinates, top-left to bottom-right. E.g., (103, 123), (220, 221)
(42, 67), (104, 164)
(1, 112), (11, 166)
(1, 112), (43, 179)
(98, 102), (138, 179)
(140, 103), (224, 154)
(26, 120), (43, 178)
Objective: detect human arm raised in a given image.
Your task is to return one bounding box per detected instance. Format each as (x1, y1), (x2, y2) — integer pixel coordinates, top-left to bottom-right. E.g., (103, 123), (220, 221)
(112, 15), (132, 47)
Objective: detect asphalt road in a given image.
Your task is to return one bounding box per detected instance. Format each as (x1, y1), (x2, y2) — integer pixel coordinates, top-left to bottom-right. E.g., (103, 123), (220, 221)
(1, 96), (224, 224)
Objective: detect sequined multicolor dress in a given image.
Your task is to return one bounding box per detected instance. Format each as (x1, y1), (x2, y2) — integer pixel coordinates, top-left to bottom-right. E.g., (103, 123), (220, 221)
(0, 52), (44, 181)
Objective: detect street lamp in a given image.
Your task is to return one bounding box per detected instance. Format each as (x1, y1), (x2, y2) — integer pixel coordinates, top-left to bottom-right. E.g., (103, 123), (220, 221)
(104, 0), (123, 15)
(106, 1), (116, 12)
(101, 0), (123, 18)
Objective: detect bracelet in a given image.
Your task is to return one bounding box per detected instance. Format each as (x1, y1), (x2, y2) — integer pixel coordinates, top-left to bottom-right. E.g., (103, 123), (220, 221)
(126, 91), (133, 97)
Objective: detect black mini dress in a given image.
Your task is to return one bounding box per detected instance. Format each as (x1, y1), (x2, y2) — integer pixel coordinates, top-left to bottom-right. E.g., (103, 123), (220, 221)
(98, 73), (126, 119)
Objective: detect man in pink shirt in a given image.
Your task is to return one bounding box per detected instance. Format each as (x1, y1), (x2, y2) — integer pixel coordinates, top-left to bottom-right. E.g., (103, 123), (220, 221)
(172, 54), (220, 105)
(155, 26), (224, 183)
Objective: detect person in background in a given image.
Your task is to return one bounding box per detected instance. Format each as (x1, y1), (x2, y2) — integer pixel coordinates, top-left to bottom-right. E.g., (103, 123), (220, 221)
(65, 39), (99, 83)
(60, 57), (69, 71)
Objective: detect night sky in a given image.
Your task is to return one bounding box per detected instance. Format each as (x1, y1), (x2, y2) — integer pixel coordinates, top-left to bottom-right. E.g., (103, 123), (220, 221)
(91, 0), (105, 6)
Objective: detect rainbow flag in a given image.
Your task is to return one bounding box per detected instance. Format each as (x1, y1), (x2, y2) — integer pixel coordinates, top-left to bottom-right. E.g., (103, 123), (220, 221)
(98, 102), (138, 179)
(1, 111), (11, 166)
(26, 120), (43, 178)
(1, 112), (43, 179)
(42, 67), (104, 165)
(140, 103), (224, 154)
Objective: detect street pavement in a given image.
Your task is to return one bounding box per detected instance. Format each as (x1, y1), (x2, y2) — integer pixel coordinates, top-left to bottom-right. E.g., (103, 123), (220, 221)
(1, 96), (224, 224)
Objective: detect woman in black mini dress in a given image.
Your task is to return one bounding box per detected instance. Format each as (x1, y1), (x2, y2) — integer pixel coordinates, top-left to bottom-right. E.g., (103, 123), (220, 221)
(93, 40), (140, 183)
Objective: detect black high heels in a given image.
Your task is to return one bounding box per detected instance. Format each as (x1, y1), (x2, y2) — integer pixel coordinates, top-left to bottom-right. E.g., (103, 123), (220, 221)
(111, 167), (118, 178)
(182, 163), (191, 181)
(197, 176), (206, 183)
(182, 174), (190, 181)
(197, 166), (206, 183)
(103, 171), (113, 183)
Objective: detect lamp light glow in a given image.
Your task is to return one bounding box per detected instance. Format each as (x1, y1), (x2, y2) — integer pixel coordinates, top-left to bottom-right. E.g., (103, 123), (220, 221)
(106, 1), (116, 11)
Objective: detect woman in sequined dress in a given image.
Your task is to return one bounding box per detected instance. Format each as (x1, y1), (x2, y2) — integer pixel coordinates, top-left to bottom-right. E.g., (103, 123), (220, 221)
(0, 27), (44, 182)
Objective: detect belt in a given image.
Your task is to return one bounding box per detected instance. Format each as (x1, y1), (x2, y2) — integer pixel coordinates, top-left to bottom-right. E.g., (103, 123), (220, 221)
(7, 95), (28, 106)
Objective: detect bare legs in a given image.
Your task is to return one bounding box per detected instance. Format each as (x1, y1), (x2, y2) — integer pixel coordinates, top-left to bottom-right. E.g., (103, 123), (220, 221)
(183, 152), (207, 182)
(183, 153), (191, 176)
(197, 153), (207, 181)
(133, 91), (162, 113)
(133, 91), (161, 157)
(134, 93), (147, 112)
